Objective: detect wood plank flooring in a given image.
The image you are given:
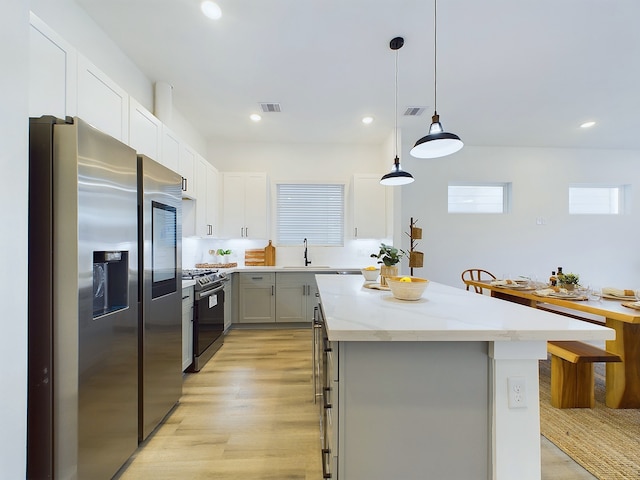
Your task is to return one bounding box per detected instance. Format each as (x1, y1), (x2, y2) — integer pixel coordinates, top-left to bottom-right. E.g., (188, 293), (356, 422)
(115, 328), (593, 480)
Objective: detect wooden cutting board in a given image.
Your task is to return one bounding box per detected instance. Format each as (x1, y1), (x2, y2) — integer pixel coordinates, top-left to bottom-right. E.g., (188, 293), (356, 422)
(245, 249), (265, 266)
(264, 240), (276, 266)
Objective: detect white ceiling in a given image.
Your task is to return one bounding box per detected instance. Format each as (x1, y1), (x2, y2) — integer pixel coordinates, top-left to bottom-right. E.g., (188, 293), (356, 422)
(73, 0), (640, 150)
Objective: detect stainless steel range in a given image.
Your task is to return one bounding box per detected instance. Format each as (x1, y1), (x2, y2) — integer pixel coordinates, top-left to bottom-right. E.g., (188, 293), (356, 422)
(184, 269), (228, 371)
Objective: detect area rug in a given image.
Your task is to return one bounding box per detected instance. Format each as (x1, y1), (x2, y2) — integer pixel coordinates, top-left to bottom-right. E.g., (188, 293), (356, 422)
(539, 358), (640, 479)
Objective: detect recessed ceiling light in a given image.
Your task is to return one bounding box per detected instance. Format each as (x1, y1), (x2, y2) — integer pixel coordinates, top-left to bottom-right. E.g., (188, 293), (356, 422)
(580, 121), (596, 128)
(250, 114), (262, 122)
(362, 116), (374, 125)
(201, 1), (222, 20)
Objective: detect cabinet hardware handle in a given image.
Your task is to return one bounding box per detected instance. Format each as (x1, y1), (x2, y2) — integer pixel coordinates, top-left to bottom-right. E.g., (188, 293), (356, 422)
(208, 224), (213, 235)
(271, 285), (274, 296)
(323, 387), (332, 409)
(245, 227), (248, 237)
(355, 227), (358, 237)
(182, 295), (190, 300)
(322, 449), (332, 479)
(240, 227), (244, 237)
(251, 276), (263, 280)
(181, 177), (187, 191)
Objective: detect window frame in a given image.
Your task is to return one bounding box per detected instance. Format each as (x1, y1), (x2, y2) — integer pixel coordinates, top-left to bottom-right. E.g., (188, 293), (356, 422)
(568, 184), (628, 215)
(275, 182), (345, 247)
(447, 182), (512, 214)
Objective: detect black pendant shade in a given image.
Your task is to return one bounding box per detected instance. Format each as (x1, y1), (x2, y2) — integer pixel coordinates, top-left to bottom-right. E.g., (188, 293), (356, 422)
(380, 37), (414, 186)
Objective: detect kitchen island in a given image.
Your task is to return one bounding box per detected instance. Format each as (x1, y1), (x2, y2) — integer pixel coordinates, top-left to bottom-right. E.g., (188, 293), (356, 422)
(315, 275), (614, 480)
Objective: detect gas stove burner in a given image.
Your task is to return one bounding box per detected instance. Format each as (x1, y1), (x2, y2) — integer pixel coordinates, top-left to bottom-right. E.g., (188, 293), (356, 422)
(182, 268), (218, 279)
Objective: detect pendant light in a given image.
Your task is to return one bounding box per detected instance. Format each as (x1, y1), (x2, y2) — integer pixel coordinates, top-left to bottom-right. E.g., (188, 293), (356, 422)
(381, 37), (415, 186)
(410, 0), (463, 159)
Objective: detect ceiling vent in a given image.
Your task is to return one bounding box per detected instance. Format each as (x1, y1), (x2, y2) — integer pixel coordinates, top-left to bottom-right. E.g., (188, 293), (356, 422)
(403, 106), (426, 116)
(260, 103), (282, 113)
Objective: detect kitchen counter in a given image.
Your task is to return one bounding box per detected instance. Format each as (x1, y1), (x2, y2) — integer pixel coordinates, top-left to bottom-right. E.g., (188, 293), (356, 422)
(316, 275), (614, 343)
(314, 275), (614, 480)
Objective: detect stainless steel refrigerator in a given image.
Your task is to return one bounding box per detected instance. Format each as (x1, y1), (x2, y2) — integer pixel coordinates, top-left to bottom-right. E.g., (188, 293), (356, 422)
(137, 154), (182, 442)
(28, 117), (179, 479)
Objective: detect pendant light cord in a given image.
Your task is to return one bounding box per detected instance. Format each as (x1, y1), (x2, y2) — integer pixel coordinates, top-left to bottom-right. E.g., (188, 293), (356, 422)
(395, 43), (399, 159)
(433, 0), (438, 114)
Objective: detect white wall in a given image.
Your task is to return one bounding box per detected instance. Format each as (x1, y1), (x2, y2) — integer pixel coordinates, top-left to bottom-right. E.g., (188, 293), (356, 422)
(181, 140), (391, 268)
(0, 1), (29, 477)
(399, 145), (640, 288)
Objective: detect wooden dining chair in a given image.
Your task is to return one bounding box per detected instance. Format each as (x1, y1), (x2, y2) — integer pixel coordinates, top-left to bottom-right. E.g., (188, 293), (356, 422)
(461, 269), (496, 294)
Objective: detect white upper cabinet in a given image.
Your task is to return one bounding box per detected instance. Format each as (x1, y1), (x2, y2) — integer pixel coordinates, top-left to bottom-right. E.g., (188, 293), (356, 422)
(29, 13), (77, 119)
(222, 173), (268, 239)
(194, 156), (219, 237)
(179, 144), (197, 199)
(352, 174), (386, 239)
(77, 54), (129, 143)
(161, 125), (181, 173)
(129, 97), (162, 162)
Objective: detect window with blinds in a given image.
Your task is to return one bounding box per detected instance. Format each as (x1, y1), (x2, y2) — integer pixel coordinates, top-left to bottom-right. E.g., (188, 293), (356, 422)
(448, 183), (511, 213)
(276, 183), (344, 246)
(569, 185), (627, 214)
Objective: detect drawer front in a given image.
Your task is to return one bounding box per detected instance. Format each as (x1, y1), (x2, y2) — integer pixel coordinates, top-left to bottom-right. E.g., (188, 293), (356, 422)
(240, 272), (275, 286)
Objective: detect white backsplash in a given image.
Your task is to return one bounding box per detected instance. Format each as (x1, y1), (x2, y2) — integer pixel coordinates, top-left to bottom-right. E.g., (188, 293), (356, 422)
(182, 237), (391, 269)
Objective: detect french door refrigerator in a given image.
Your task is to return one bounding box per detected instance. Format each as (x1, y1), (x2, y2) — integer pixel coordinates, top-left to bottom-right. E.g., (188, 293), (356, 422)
(28, 116), (140, 479)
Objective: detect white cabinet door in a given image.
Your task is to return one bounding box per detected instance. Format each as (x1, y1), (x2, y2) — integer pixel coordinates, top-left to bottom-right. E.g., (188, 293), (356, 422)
(194, 156), (219, 237)
(353, 174), (386, 238)
(222, 173), (248, 238)
(161, 125), (180, 172)
(77, 54), (129, 143)
(129, 97), (161, 162)
(29, 13), (77, 119)
(244, 173), (268, 239)
(182, 287), (194, 371)
(179, 144), (197, 199)
(194, 156), (208, 236)
(222, 172), (267, 238)
(206, 164), (219, 236)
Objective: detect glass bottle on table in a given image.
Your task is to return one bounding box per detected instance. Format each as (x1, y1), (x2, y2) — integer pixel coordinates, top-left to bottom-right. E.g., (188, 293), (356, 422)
(549, 271), (557, 286)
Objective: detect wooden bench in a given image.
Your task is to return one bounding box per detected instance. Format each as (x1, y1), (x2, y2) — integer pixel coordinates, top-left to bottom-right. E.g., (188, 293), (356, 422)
(547, 341), (621, 408)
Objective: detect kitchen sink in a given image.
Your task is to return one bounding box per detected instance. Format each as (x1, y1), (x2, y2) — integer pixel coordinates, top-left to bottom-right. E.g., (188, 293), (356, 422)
(282, 265), (332, 269)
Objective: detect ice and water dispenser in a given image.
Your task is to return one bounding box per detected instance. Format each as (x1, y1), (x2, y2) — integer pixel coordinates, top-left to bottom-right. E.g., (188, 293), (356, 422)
(93, 251), (129, 318)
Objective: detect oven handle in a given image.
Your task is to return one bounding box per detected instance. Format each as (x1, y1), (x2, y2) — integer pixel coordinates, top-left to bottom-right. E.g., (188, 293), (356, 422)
(197, 284), (225, 299)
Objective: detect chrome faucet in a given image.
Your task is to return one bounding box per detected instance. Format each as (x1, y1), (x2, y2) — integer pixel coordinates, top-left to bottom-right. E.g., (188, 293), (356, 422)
(303, 238), (311, 266)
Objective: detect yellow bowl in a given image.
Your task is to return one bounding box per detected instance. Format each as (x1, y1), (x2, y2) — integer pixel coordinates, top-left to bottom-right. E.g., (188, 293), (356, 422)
(361, 268), (380, 281)
(386, 276), (429, 301)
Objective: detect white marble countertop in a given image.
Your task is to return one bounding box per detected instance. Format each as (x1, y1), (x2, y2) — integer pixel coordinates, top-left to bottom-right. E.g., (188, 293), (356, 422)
(222, 266), (360, 274)
(316, 275), (615, 342)
(181, 266), (360, 289)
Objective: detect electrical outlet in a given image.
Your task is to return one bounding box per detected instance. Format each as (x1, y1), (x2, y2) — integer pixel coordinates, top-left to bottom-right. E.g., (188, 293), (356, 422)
(508, 376), (527, 409)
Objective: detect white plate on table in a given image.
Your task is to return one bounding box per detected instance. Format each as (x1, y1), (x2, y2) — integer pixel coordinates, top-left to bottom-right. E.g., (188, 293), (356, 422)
(602, 293), (636, 301)
(547, 292), (588, 301)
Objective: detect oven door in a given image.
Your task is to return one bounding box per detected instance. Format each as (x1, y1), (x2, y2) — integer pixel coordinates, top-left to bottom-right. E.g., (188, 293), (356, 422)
(193, 284), (225, 370)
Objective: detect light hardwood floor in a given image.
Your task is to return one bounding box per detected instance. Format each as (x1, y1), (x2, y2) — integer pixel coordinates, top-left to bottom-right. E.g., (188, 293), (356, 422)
(115, 328), (594, 480)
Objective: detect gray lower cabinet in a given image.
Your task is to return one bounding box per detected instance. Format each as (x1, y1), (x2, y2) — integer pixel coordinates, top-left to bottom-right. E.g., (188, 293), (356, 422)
(320, 322), (339, 478)
(223, 274), (234, 331)
(181, 286), (194, 371)
(238, 272), (276, 323)
(275, 273), (318, 323)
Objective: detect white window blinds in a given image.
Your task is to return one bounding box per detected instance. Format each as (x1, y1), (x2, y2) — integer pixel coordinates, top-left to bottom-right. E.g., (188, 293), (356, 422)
(277, 184), (344, 246)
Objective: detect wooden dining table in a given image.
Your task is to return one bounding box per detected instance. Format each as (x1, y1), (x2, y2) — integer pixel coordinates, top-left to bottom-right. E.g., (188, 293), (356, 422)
(464, 279), (640, 408)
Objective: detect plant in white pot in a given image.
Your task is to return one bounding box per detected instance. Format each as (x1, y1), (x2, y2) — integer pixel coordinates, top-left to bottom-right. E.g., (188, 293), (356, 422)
(558, 272), (579, 291)
(370, 243), (406, 286)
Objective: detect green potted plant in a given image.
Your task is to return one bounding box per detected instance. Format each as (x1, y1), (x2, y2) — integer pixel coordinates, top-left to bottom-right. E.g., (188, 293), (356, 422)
(557, 272), (579, 290)
(216, 248), (232, 264)
(371, 243), (406, 285)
